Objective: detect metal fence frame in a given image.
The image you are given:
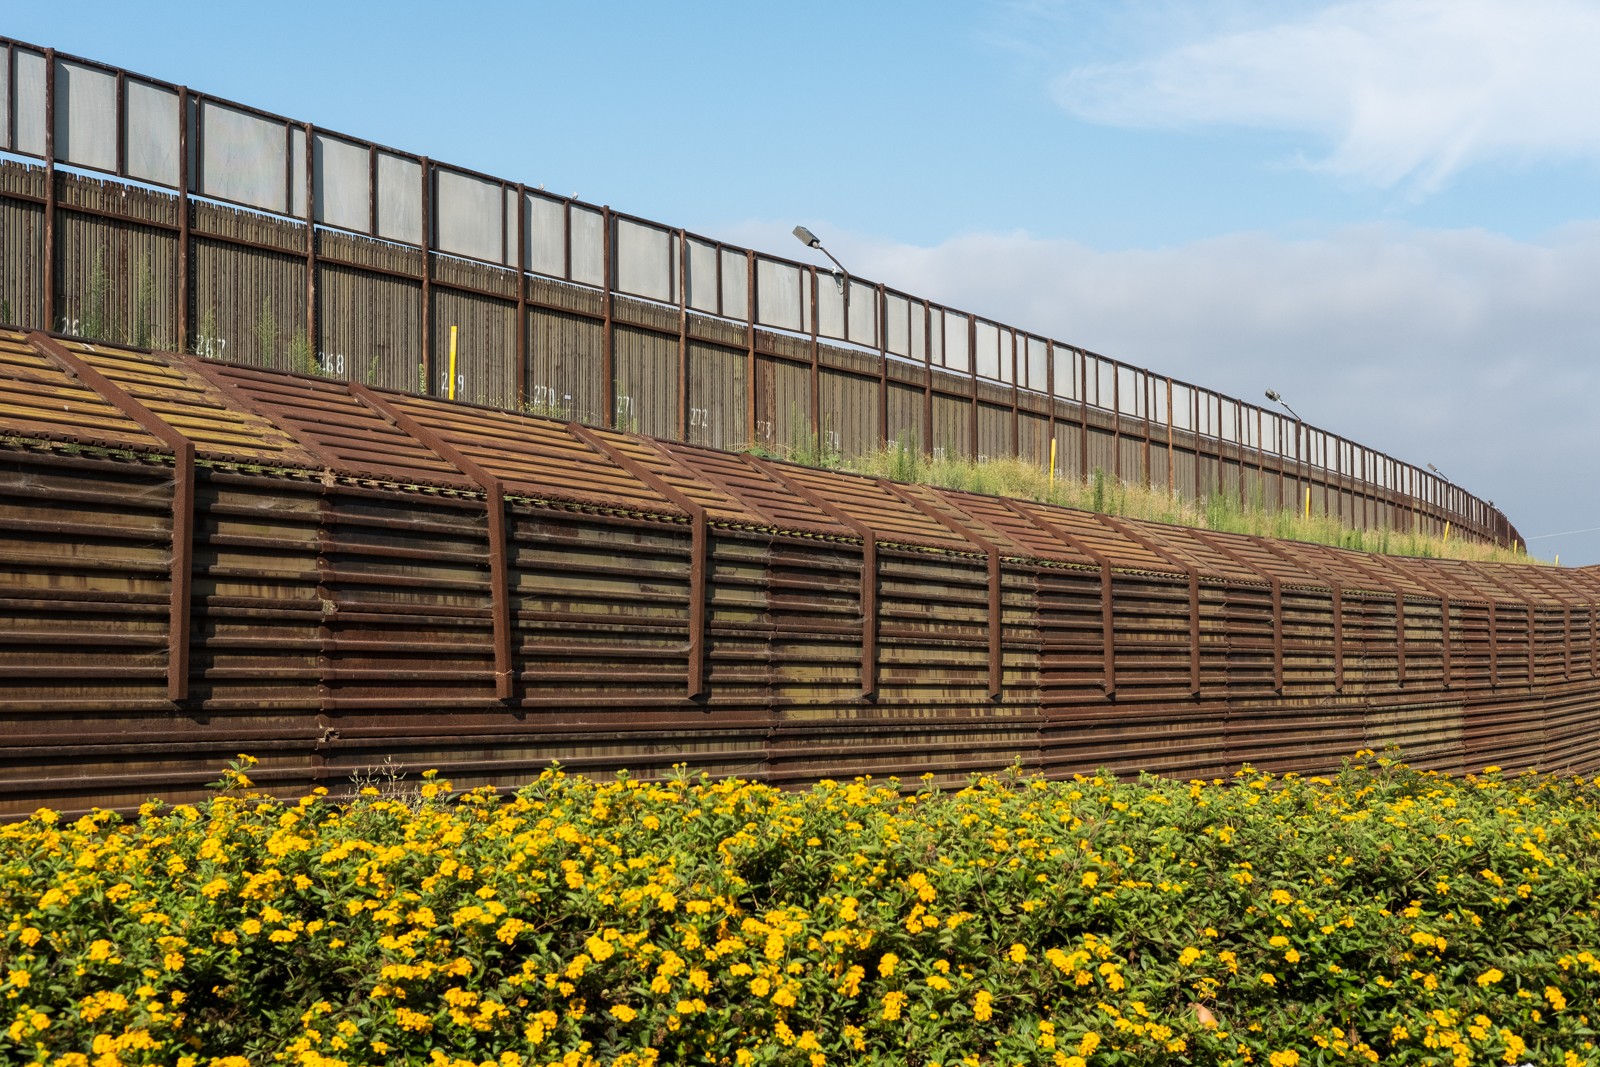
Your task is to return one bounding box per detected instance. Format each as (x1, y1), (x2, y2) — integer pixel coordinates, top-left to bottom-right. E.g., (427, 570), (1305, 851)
(0, 36), (1520, 548)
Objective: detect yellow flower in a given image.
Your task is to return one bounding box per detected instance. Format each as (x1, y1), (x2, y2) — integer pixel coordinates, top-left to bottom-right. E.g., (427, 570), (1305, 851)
(1008, 943), (1028, 963)
(878, 953), (899, 977)
(1081, 871), (1099, 889)
(609, 1005), (637, 1022)
(1261, 973), (1277, 986)
(1478, 968), (1505, 987)
(974, 990), (994, 1021)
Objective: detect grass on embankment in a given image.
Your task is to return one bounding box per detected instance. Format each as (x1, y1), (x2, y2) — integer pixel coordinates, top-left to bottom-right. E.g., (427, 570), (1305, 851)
(761, 436), (1543, 566)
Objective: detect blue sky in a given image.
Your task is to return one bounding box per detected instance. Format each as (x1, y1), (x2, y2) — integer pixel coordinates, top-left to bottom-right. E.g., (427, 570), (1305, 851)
(13, 1), (1600, 560)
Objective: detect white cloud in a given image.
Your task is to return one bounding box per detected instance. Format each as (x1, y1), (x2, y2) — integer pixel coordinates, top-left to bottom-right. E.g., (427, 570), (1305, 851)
(726, 218), (1600, 559)
(1052, 0), (1600, 190)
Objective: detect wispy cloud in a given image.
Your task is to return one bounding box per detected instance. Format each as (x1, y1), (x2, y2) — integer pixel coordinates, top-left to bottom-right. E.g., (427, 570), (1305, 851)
(1051, 0), (1600, 191)
(726, 217), (1600, 555)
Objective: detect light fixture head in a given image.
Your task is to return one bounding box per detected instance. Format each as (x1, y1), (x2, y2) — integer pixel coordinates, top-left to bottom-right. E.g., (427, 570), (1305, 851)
(793, 225), (822, 249)
(1428, 463), (1438, 472)
(1264, 389), (1281, 402)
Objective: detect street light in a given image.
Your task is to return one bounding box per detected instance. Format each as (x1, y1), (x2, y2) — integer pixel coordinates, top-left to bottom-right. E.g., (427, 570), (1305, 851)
(793, 225), (849, 290)
(1264, 389), (1301, 422)
(1427, 462), (1451, 484)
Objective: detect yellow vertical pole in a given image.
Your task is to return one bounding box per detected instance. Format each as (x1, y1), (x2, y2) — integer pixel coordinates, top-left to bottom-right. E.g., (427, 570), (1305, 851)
(1049, 438), (1056, 485)
(448, 325), (458, 400)
(1304, 486), (1310, 519)
(1444, 521), (1450, 541)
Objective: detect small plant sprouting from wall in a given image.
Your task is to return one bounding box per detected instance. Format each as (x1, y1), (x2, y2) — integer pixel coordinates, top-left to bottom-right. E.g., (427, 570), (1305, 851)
(254, 298), (278, 366)
(78, 249), (115, 342)
(192, 309), (220, 359)
(130, 257), (157, 350)
(288, 329), (315, 375)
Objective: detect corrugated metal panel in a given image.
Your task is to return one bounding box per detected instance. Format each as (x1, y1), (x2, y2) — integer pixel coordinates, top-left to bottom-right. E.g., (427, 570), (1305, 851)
(429, 288), (516, 408)
(686, 340), (745, 452)
(56, 210), (180, 351)
(191, 238), (306, 369)
(818, 367), (876, 458)
(527, 307), (605, 425)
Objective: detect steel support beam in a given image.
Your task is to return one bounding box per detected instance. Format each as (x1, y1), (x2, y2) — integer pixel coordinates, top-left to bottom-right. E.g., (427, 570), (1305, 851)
(1188, 531), (1285, 692)
(567, 424), (706, 698)
(347, 384), (513, 699)
(1465, 563), (1540, 687)
(28, 333), (193, 700)
(880, 482), (1005, 700)
(1099, 514), (1200, 695)
(743, 456), (877, 699)
(1003, 502), (1117, 697)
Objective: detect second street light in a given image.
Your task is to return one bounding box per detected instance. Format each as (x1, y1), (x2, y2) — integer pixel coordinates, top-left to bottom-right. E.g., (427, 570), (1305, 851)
(794, 226), (849, 290)
(1264, 389), (1301, 423)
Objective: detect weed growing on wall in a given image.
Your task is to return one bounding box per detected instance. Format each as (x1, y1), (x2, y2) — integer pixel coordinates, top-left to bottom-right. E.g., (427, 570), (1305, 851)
(1, 753), (1597, 1065)
(837, 448), (1542, 566)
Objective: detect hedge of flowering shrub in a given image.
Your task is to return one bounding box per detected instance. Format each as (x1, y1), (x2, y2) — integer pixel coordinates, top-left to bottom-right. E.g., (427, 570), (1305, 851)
(3, 751), (1599, 1067)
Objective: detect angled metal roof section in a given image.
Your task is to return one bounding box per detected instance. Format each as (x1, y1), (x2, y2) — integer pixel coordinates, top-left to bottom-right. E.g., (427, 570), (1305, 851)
(55, 341), (324, 467)
(182, 357), (470, 487)
(365, 390), (682, 516)
(657, 442), (849, 536)
(1427, 559), (1529, 605)
(1016, 502), (1181, 574)
(1192, 529), (1328, 589)
(1477, 562), (1563, 606)
(1111, 517), (1258, 581)
(0, 329), (164, 450)
(767, 463), (974, 551)
(566, 424), (759, 524)
(887, 483), (1032, 556)
(938, 491), (1097, 567)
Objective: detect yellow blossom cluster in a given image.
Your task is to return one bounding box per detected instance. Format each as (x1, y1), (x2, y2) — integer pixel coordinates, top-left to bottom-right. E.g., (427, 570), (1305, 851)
(1, 751), (1598, 1065)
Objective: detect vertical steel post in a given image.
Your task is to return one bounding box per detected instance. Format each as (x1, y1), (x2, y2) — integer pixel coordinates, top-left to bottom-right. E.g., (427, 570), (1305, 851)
(43, 48), (56, 333)
(676, 228), (687, 440)
(1142, 374), (1152, 486)
(1079, 353), (1089, 482)
(305, 124), (316, 370)
(115, 70), (126, 177)
(968, 318), (978, 459)
(1009, 330), (1019, 458)
(1112, 364), (1121, 482)
(877, 283), (888, 449)
(923, 305), (933, 458)
(1171, 379), (1184, 495)
(602, 206), (614, 427)
(811, 268), (821, 446)
(517, 187), (529, 410)
(1046, 343), (1056, 466)
(178, 87), (190, 350)
(746, 248), (756, 447)
(420, 158), (432, 394)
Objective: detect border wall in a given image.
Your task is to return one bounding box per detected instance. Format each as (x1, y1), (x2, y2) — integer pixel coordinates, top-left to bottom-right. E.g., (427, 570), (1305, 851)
(1, 330), (1589, 818)
(0, 37), (1521, 547)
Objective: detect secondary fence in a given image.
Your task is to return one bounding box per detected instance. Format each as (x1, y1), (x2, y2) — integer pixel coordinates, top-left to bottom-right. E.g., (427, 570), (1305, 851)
(0, 330), (1590, 816)
(0, 36), (1520, 547)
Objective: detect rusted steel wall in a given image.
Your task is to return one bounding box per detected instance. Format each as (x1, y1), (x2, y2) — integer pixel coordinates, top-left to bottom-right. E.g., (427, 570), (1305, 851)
(0, 331), (1592, 819)
(0, 154), (1520, 549)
